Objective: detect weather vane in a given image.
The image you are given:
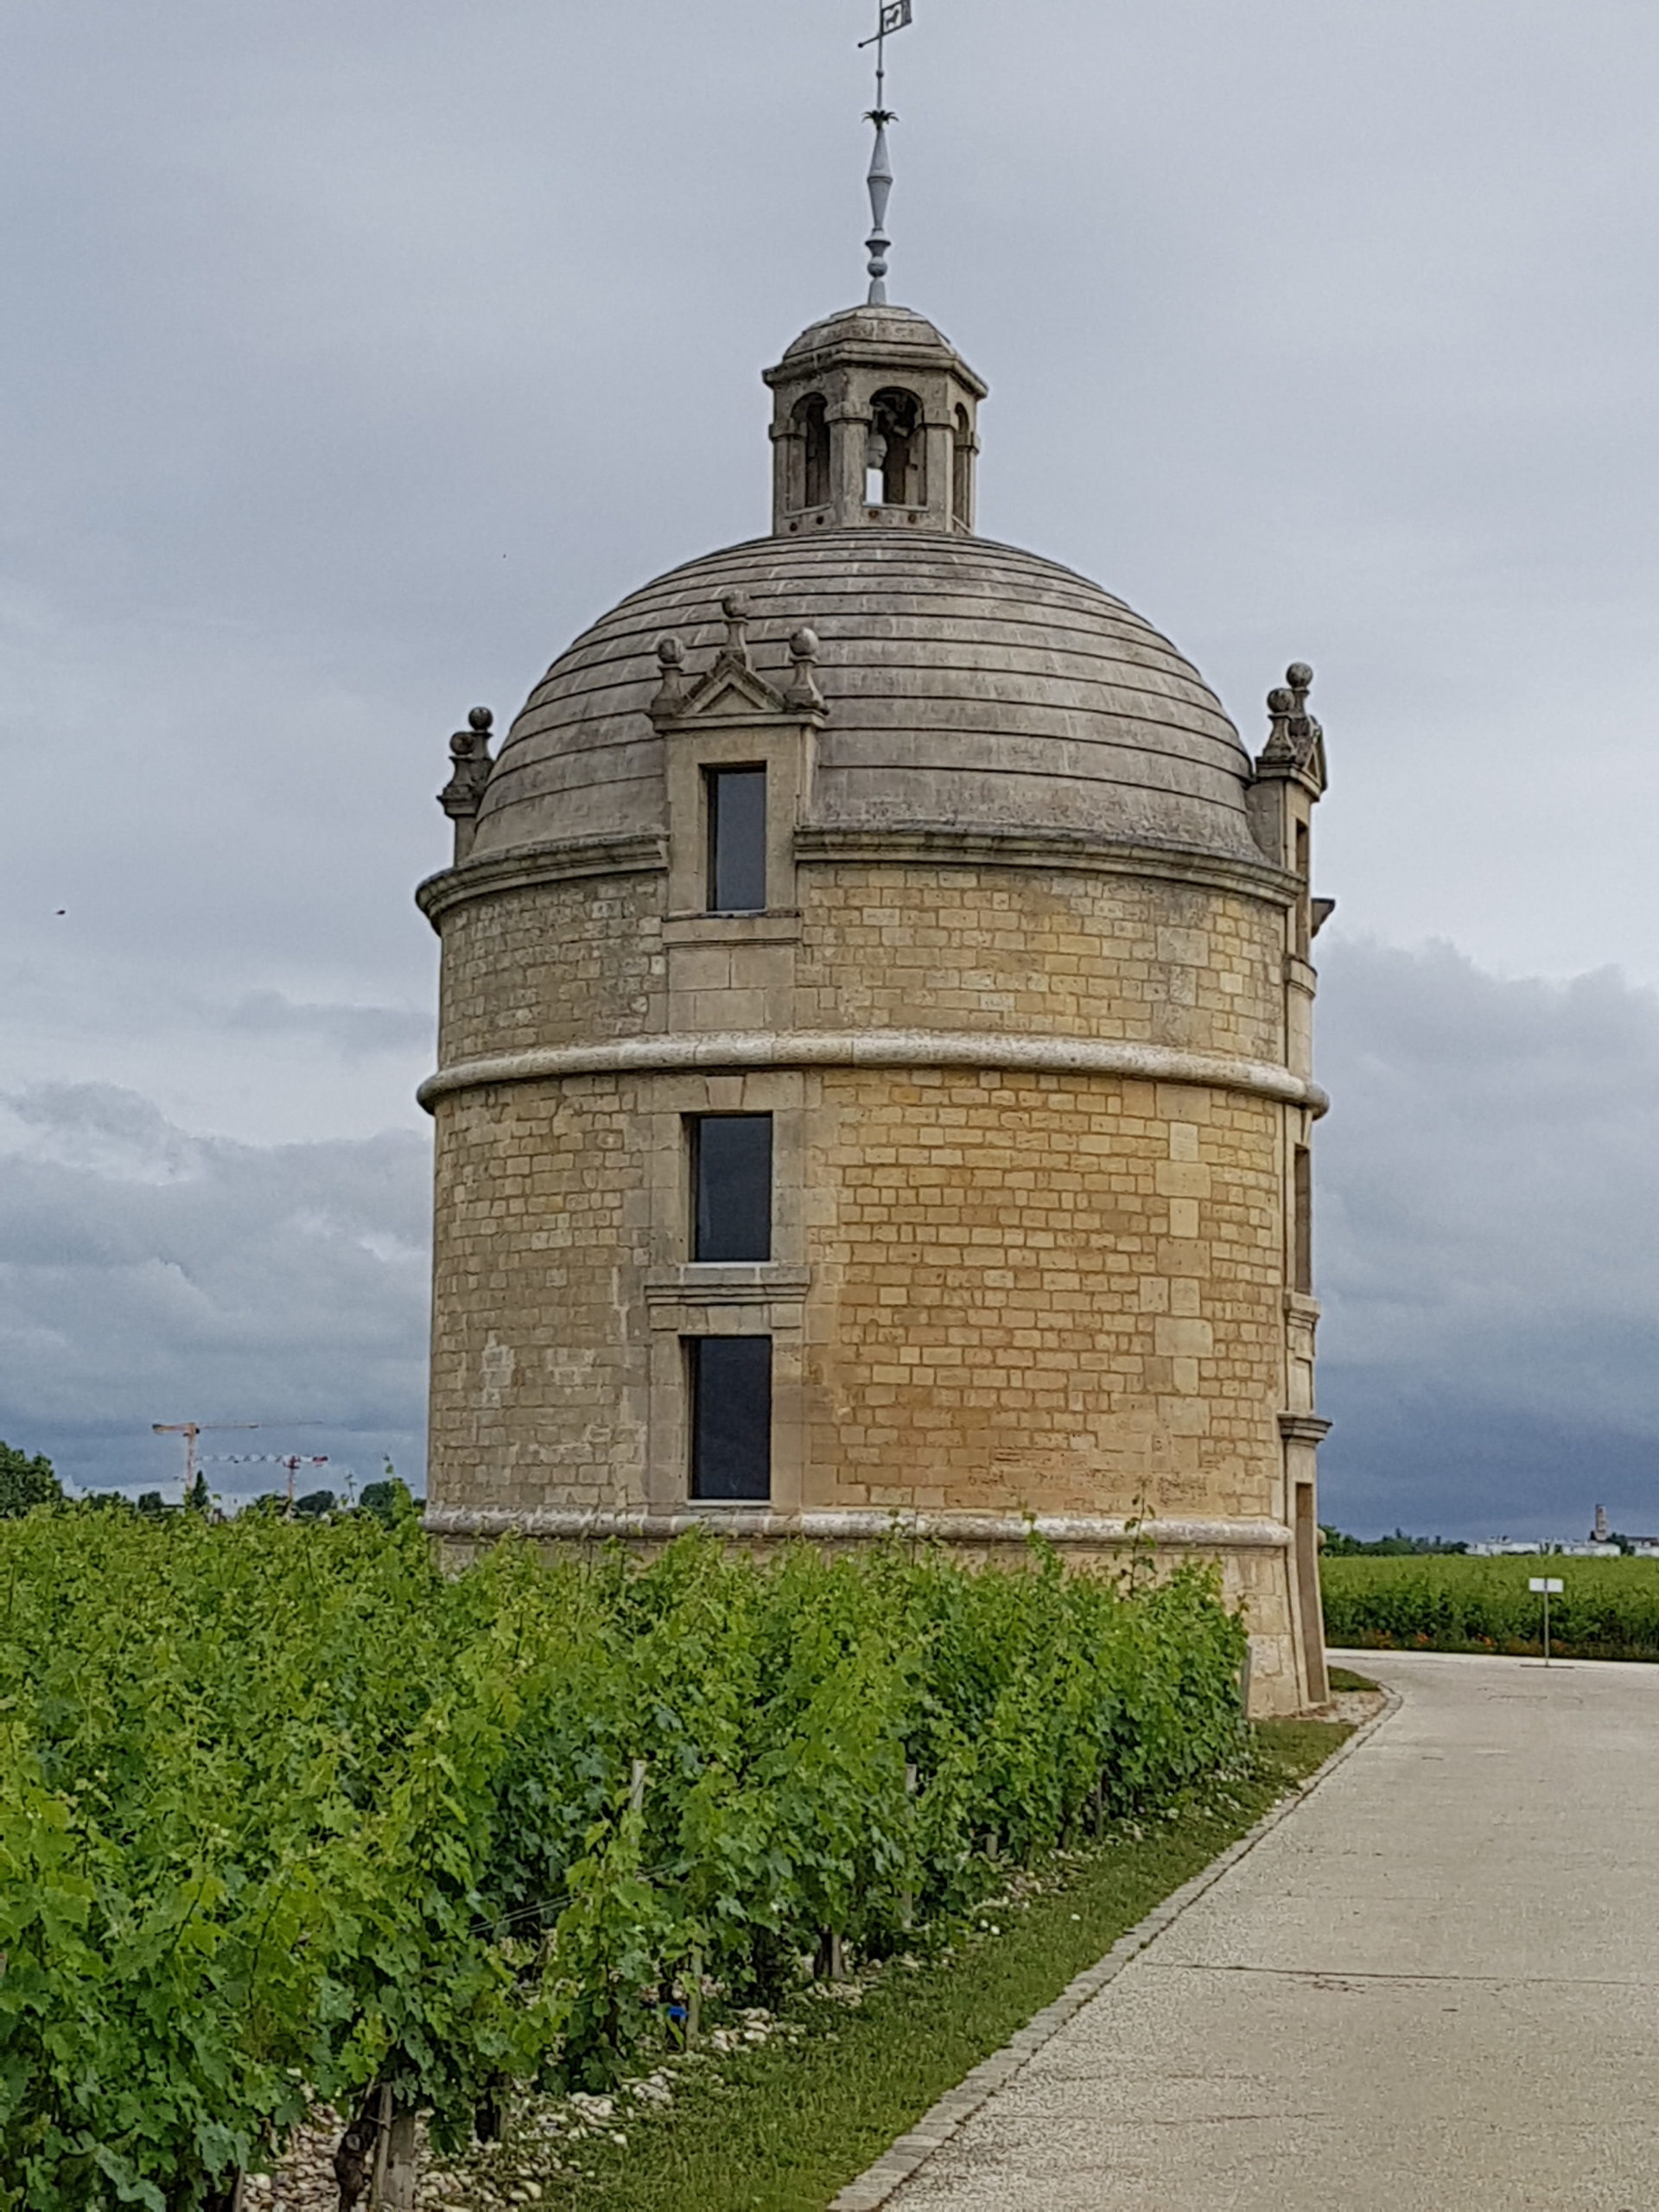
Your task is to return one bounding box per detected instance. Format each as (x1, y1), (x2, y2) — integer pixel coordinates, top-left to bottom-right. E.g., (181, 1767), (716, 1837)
(857, 0), (912, 304)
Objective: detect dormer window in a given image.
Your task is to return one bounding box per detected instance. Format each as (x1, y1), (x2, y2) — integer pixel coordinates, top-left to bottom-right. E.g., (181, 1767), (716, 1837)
(868, 388), (923, 507)
(706, 766), (767, 912)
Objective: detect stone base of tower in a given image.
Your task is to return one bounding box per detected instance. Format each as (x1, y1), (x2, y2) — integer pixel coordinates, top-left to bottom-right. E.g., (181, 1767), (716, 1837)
(422, 1505), (1328, 1718)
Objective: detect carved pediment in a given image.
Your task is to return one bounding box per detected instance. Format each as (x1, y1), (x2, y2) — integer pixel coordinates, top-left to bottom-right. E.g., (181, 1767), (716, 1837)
(648, 594), (827, 729)
(683, 656), (791, 721)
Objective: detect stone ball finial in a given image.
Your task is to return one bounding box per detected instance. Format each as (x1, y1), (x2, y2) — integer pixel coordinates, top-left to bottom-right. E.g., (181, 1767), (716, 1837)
(784, 624), (827, 714)
(441, 702), (496, 839)
(1286, 662), (1313, 690)
(1267, 687), (1295, 715)
(648, 634), (690, 724)
(718, 593), (754, 671)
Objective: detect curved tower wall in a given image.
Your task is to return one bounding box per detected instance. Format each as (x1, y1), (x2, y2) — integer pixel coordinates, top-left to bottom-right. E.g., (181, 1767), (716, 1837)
(421, 311), (1332, 1718)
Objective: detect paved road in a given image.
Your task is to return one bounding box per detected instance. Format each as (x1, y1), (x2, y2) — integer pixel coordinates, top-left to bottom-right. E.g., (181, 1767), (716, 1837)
(889, 1651), (1659, 2212)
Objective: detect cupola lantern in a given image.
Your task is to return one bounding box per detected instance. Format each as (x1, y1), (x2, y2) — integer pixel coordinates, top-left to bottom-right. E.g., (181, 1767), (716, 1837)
(763, 307), (986, 537)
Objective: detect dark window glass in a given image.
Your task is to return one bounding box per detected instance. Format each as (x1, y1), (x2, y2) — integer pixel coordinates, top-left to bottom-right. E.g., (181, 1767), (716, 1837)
(692, 1115), (772, 1262)
(707, 766), (766, 912)
(689, 1336), (772, 1500)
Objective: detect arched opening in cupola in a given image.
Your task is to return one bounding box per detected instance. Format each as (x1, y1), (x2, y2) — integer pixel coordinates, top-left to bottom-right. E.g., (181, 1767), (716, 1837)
(952, 404), (973, 527)
(793, 393), (830, 510)
(867, 387), (923, 507)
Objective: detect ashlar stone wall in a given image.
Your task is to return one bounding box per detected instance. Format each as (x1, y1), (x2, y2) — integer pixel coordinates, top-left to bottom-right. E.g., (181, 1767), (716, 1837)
(805, 1071), (1282, 1523)
(796, 865), (1284, 1063)
(424, 842), (1321, 1714)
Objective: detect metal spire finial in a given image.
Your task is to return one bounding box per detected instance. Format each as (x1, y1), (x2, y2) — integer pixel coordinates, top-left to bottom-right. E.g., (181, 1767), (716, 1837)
(859, 1), (912, 304)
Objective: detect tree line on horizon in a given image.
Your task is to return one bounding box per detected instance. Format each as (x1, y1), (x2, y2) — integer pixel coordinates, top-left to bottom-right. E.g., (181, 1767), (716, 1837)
(1319, 1525), (1469, 1556)
(0, 1438), (419, 1526)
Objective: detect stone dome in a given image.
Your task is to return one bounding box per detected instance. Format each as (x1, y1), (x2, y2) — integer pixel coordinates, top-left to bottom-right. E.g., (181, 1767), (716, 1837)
(472, 531), (1264, 865)
(780, 302), (967, 369)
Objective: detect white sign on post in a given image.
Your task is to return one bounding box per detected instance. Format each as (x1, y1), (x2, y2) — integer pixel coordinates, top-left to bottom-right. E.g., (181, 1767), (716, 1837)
(1528, 1576), (1564, 1663)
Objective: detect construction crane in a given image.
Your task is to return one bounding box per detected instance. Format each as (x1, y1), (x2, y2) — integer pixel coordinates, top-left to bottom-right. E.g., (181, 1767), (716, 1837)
(149, 1421), (325, 1507)
(150, 1422), (258, 1502)
(206, 1451), (331, 1516)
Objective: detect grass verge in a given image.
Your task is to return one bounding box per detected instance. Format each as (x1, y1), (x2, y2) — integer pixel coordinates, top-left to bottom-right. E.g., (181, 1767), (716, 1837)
(495, 1718), (1348, 2212)
(1326, 1664), (1380, 1692)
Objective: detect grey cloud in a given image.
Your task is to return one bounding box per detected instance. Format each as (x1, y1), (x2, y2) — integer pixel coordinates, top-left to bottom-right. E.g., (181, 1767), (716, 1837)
(0, 1084), (428, 1496)
(220, 990), (432, 1058)
(1315, 938), (1659, 1540)
(0, 941), (435, 1147)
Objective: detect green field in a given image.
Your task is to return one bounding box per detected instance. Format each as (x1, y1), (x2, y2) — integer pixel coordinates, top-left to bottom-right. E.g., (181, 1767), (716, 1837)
(1321, 1553), (1659, 1661)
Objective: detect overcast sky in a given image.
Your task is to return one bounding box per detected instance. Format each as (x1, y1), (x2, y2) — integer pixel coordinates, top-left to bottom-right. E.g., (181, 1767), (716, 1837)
(3, 0), (1656, 1532)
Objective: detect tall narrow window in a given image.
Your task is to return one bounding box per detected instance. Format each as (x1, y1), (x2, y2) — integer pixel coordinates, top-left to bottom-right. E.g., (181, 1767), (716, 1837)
(706, 766), (766, 912)
(1294, 819), (1311, 956)
(688, 1336), (772, 1500)
(691, 1114), (772, 1262)
(1293, 1145), (1313, 1294)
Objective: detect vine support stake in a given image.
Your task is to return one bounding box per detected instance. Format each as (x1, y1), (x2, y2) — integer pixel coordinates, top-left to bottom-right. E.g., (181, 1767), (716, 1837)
(687, 1946), (702, 2045)
(629, 1758), (648, 1814)
(383, 2107), (419, 2211)
(902, 1763), (918, 1927)
(369, 2085), (391, 2207)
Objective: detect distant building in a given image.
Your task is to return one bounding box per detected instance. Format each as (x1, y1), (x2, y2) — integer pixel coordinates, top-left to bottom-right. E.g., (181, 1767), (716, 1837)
(1466, 1540), (1619, 1559)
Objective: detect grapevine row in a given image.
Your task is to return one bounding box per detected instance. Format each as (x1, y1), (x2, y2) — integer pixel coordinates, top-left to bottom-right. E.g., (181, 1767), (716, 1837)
(0, 1505), (1246, 2209)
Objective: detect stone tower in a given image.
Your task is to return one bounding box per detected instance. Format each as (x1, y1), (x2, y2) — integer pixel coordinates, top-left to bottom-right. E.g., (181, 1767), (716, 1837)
(417, 298), (1333, 1715)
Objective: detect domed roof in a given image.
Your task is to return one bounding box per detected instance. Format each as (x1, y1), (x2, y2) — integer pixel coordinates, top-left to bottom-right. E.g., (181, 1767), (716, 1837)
(779, 302), (973, 375)
(472, 531), (1263, 865)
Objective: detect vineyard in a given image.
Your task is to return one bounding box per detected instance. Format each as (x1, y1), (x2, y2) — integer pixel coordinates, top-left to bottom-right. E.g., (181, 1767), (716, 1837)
(1322, 1554), (1659, 1661)
(0, 1504), (1249, 2210)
